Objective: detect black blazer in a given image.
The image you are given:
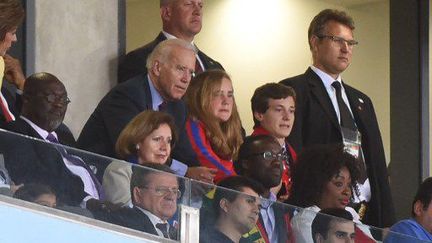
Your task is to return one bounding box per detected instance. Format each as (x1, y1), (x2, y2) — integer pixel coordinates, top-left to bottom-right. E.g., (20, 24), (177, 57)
(1, 118), (87, 206)
(117, 32), (224, 83)
(77, 74), (200, 166)
(280, 68), (395, 227)
(108, 206), (177, 240)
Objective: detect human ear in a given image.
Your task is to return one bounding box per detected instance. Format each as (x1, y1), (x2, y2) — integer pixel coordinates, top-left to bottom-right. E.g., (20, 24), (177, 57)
(414, 200), (424, 217)
(219, 198), (229, 213)
(253, 111), (264, 122)
(160, 5), (172, 22)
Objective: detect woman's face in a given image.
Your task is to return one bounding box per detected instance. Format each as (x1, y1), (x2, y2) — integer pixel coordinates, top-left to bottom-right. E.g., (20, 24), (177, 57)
(210, 77), (234, 122)
(0, 28), (17, 56)
(137, 123), (172, 164)
(318, 166), (352, 209)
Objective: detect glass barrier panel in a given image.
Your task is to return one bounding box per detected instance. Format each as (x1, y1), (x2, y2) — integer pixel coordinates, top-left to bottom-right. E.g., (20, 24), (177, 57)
(0, 128), (430, 243)
(0, 129), (185, 242)
(0, 195), (168, 243)
(190, 176), (429, 243)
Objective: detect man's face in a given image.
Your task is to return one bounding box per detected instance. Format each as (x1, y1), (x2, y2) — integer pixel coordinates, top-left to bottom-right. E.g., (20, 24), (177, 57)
(245, 139), (283, 189)
(415, 201), (432, 234)
(163, 0), (203, 40)
(153, 46), (196, 100)
(133, 173), (179, 220)
(311, 21), (354, 78)
(25, 80), (68, 132)
(224, 187), (261, 235)
(316, 220), (355, 243)
(254, 97), (295, 145)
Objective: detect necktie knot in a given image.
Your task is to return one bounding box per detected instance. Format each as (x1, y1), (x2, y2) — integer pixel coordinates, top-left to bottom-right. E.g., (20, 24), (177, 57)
(158, 101), (167, 112)
(332, 81), (342, 90)
(156, 223), (169, 238)
(46, 133), (59, 143)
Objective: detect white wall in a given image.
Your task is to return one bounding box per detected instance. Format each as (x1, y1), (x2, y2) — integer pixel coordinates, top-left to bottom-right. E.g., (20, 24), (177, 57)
(34, 0), (118, 137)
(126, 0), (390, 162)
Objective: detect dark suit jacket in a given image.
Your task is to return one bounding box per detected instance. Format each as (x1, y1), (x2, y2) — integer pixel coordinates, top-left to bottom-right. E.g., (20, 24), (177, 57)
(117, 32), (224, 83)
(0, 118), (87, 206)
(280, 68), (395, 227)
(109, 206), (177, 240)
(77, 74), (200, 166)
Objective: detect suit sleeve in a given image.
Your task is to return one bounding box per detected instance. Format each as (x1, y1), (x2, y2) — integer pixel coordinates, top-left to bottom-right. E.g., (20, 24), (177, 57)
(365, 97), (396, 227)
(101, 89), (144, 155)
(102, 161), (132, 207)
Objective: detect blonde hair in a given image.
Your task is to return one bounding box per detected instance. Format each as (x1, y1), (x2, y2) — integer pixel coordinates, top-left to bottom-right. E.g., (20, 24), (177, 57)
(185, 70), (243, 160)
(115, 110), (178, 159)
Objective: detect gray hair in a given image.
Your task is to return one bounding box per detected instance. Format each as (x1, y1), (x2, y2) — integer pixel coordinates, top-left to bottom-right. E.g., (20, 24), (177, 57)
(146, 38), (197, 70)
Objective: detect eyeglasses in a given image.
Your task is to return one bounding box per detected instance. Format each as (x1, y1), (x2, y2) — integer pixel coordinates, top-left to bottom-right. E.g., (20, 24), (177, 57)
(175, 64), (195, 78)
(140, 186), (182, 199)
(37, 94), (71, 105)
(316, 35), (359, 47)
(248, 150), (287, 161)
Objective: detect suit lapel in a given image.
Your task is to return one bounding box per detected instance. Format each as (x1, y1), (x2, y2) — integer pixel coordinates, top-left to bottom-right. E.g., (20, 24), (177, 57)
(306, 68), (341, 131)
(133, 207), (160, 236)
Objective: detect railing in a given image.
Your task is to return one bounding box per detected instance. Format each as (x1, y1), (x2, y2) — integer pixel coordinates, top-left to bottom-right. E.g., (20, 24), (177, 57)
(0, 129), (426, 242)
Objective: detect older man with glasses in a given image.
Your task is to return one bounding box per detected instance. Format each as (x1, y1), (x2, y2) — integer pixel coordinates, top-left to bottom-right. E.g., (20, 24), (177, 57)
(1, 72), (108, 212)
(109, 163), (180, 240)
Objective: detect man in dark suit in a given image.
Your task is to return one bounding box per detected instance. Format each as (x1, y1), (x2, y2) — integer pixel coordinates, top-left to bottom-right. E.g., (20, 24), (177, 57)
(118, 0), (223, 83)
(109, 163), (179, 240)
(235, 135), (294, 243)
(280, 9), (394, 228)
(1, 72), (106, 210)
(78, 39), (202, 171)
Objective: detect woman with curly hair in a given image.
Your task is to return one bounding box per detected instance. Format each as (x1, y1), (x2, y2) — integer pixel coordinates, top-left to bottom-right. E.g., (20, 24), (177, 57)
(289, 144), (375, 242)
(184, 70), (243, 183)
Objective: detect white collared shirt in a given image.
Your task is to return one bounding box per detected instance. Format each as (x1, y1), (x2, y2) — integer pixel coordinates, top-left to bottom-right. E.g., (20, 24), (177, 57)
(136, 206), (171, 238)
(310, 65), (354, 123)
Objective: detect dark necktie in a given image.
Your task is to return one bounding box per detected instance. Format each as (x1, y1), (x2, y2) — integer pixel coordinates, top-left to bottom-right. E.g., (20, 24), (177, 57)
(155, 223), (170, 239)
(332, 82), (367, 183)
(46, 133), (104, 199)
(332, 81), (356, 130)
(158, 101), (167, 112)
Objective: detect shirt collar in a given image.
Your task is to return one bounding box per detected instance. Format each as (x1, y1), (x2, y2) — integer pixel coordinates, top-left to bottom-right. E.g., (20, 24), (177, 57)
(20, 115), (57, 141)
(162, 31), (195, 45)
(136, 206), (168, 225)
(147, 74), (164, 111)
(310, 65), (342, 90)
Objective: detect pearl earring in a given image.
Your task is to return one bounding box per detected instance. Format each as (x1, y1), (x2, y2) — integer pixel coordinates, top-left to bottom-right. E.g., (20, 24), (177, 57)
(136, 144), (140, 150)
